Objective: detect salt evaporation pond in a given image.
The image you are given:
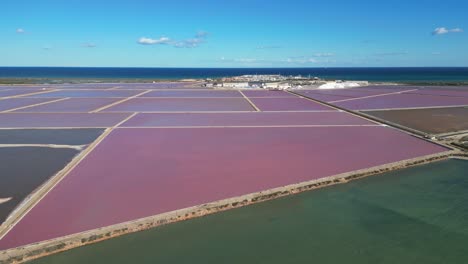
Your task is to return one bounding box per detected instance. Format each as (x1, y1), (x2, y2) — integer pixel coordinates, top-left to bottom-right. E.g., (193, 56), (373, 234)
(29, 159), (468, 264)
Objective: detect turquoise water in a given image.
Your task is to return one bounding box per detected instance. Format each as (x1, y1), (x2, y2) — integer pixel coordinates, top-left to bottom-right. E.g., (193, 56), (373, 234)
(30, 159), (468, 264)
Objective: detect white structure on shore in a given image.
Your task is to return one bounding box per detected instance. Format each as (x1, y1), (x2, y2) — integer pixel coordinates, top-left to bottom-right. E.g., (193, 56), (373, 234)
(222, 82), (250, 88)
(204, 74), (368, 90)
(264, 82), (291, 90)
(318, 81), (369, 89)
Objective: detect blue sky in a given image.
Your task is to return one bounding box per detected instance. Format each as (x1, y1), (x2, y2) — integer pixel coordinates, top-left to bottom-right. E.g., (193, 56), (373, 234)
(2, 0), (467, 67)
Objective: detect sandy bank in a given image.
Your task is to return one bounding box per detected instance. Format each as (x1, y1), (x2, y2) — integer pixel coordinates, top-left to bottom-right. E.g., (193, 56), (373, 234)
(0, 198), (12, 205)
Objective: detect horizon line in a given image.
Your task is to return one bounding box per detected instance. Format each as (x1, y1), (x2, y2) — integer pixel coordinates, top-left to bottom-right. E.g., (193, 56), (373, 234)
(1, 66), (468, 69)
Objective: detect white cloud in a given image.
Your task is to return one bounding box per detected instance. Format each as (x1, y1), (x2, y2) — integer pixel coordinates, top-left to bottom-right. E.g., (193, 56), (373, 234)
(219, 57), (263, 63)
(433, 27), (449, 35)
(284, 54), (337, 63)
(432, 27), (463, 35)
(137, 31), (208, 48)
(218, 57), (271, 65)
(313, 53), (335, 57)
(16, 28), (25, 34)
(374, 52), (408, 56)
(195, 31), (209, 38)
(286, 57), (318, 64)
(219, 56), (322, 65)
(137, 37), (171, 45)
(82, 42), (97, 48)
(174, 38), (203, 48)
(173, 31), (208, 48)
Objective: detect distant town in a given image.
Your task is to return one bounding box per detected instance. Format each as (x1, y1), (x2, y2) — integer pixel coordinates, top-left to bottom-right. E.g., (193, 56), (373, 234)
(204, 75), (369, 90)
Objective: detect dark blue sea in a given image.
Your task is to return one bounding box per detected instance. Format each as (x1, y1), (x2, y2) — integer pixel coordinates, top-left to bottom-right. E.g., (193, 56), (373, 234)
(1, 67), (468, 83)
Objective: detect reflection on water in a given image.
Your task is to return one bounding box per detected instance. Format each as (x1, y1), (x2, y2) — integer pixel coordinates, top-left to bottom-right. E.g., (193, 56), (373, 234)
(0, 147), (78, 223)
(0, 129), (103, 223)
(0, 129), (104, 145)
(30, 159), (468, 264)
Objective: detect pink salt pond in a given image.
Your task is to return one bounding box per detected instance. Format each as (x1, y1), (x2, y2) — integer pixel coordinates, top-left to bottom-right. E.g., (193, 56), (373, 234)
(0, 126), (448, 250)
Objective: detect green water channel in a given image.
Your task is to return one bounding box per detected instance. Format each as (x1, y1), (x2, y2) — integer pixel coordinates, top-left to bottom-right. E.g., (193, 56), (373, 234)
(30, 159), (468, 264)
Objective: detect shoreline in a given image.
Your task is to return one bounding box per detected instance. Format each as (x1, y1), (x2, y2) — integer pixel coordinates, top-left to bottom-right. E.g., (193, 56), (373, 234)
(1, 67), (467, 85)
(1, 78), (468, 87)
